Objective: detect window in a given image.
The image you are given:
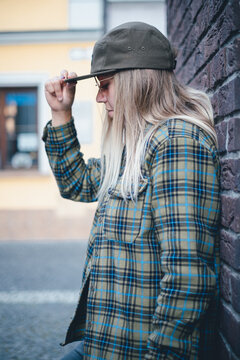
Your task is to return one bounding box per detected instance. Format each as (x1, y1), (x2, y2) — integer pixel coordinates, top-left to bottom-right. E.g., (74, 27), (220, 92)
(69, 0), (104, 30)
(0, 88), (38, 170)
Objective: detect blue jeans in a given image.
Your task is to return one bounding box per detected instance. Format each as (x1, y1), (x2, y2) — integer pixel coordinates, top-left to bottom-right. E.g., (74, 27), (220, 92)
(60, 341), (85, 360)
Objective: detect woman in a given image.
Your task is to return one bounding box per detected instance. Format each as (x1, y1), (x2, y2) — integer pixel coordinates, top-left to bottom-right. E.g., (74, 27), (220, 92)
(43, 22), (220, 360)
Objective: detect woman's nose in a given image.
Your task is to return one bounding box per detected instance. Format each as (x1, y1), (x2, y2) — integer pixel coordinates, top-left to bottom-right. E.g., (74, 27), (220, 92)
(96, 89), (106, 103)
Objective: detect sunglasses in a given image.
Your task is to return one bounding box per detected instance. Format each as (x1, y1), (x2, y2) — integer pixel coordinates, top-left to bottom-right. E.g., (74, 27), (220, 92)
(94, 75), (115, 91)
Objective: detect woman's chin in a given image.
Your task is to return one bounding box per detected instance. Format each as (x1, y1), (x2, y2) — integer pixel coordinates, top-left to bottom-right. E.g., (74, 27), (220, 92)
(108, 110), (114, 119)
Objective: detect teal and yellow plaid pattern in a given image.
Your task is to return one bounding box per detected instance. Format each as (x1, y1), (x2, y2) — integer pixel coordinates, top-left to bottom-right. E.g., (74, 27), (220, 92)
(43, 118), (220, 359)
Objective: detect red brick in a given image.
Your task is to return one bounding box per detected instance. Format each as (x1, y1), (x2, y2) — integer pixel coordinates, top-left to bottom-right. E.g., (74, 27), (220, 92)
(220, 158), (240, 192)
(220, 264), (232, 302)
(208, 48), (226, 89)
(207, 0), (226, 23)
(204, 22), (221, 61)
(166, 0), (240, 357)
(220, 0), (240, 44)
(205, 1), (240, 61)
(209, 38), (240, 90)
(220, 229), (240, 270)
(168, 0), (193, 43)
(190, 1), (203, 22)
(180, 23), (200, 60)
(215, 121), (227, 153)
(189, 69), (207, 90)
(231, 272), (240, 313)
(177, 54), (196, 84)
(219, 301), (240, 356)
(226, 38), (240, 77)
(221, 195), (240, 233)
(228, 117), (240, 152)
(212, 76), (240, 119)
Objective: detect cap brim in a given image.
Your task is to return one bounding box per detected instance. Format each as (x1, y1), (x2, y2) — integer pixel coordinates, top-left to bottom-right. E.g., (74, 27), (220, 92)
(64, 69), (117, 83)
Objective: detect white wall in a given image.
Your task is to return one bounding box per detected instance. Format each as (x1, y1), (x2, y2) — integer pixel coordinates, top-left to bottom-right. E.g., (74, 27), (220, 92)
(106, 1), (166, 35)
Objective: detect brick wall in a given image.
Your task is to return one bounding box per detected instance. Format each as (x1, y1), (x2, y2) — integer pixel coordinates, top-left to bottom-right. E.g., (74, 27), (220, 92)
(166, 0), (240, 358)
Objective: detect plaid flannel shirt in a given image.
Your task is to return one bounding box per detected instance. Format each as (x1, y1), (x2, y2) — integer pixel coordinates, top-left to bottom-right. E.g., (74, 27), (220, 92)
(43, 118), (220, 360)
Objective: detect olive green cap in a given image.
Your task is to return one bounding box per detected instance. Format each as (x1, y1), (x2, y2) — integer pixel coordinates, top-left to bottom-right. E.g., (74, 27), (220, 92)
(66, 21), (176, 83)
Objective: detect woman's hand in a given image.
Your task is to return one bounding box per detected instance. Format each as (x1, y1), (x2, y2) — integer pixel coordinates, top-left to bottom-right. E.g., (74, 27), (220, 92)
(45, 70), (77, 126)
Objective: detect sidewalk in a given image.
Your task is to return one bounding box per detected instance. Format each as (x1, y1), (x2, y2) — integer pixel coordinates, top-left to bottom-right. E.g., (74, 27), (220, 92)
(0, 170), (96, 241)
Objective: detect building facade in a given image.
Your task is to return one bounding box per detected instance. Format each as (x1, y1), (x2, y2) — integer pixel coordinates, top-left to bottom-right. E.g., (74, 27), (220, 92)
(0, 0), (105, 173)
(167, 1), (240, 358)
(0, 0), (166, 174)
(0, 0), (166, 240)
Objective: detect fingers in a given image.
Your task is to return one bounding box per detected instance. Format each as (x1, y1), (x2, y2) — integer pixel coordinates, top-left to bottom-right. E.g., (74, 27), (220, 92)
(60, 69), (77, 80)
(44, 80), (55, 96)
(69, 71), (78, 79)
(66, 72), (78, 88)
(45, 76), (64, 101)
(60, 69), (69, 80)
(45, 70), (77, 109)
(54, 76), (64, 101)
(45, 69), (78, 101)
(59, 70), (78, 89)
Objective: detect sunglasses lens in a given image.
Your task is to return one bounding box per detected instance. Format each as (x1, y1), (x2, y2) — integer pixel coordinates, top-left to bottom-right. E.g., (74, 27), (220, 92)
(94, 75), (115, 91)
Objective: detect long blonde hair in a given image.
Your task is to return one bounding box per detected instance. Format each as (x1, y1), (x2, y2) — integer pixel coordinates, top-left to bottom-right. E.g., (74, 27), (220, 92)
(98, 69), (216, 202)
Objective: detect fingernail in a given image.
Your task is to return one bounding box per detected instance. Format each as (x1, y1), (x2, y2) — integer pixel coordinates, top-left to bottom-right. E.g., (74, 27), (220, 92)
(58, 97), (63, 101)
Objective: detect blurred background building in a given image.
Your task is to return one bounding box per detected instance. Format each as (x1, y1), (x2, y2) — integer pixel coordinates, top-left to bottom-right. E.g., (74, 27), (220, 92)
(0, 0), (166, 240)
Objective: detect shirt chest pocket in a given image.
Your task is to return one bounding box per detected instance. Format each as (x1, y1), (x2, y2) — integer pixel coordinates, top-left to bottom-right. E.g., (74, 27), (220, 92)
(103, 179), (148, 243)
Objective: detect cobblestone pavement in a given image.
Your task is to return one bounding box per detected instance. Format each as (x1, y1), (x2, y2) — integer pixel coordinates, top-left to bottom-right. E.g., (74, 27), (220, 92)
(0, 241), (88, 360)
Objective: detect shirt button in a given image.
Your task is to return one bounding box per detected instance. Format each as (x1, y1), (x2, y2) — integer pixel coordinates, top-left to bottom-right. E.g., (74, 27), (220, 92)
(98, 216), (103, 223)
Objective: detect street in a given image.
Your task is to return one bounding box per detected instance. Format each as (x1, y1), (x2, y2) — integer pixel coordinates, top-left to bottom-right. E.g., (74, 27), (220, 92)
(0, 240), (88, 360)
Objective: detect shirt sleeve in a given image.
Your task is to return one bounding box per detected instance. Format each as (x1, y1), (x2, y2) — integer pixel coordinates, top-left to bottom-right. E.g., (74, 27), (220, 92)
(145, 135), (220, 359)
(42, 118), (101, 202)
